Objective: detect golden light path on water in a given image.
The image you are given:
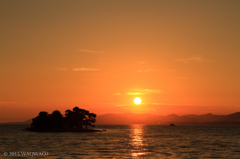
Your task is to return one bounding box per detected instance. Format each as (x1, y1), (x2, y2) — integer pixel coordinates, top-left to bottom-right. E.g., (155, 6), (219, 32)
(130, 124), (148, 157)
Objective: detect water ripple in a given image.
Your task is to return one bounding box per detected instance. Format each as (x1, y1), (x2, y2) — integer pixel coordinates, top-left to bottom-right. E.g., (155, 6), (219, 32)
(0, 125), (240, 158)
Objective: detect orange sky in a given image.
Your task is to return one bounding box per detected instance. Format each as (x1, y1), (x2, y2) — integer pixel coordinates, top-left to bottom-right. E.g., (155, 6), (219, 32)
(1, 0), (240, 122)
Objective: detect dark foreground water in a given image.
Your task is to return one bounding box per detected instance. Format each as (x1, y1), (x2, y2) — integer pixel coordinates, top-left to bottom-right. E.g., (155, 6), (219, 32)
(0, 124), (240, 158)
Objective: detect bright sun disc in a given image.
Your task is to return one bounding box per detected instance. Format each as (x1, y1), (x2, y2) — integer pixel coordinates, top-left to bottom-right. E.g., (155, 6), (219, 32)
(134, 97), (141, 105)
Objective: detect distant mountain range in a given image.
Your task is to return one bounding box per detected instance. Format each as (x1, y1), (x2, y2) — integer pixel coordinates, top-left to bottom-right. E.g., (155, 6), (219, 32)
(1, 119), (32, 125)
(1, 112), (240, 125)
(95, 112), (240, 125)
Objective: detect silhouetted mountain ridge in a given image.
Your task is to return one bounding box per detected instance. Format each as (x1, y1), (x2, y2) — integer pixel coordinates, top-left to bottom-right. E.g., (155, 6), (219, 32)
(96, 112), (240, 125)
(0, 119), (32, 124)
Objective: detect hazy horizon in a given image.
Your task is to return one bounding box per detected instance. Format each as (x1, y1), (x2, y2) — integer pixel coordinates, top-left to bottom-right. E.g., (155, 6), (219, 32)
(2, 110), (240, 123)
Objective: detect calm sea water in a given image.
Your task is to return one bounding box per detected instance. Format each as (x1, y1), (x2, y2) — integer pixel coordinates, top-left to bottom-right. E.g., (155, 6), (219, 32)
(0, 124), (240, 158)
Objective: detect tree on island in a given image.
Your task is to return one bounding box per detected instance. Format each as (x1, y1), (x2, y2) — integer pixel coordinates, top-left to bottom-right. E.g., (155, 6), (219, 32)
(30, 107), (96, 131)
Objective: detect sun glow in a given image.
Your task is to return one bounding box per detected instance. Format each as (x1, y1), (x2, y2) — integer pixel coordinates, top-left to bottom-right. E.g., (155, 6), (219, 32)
(134, 97), (141, 105)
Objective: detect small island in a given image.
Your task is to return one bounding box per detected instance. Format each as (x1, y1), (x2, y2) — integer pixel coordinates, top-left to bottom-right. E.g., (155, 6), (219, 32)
(25, 107), (103, 132)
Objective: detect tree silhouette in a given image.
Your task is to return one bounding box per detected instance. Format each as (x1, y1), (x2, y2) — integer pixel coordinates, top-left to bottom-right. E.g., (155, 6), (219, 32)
(49, 110), (64, 129)
(83, 113), (97, 129)
(64, 109), (75, 128)
(30, 107), (97, 131)
(31, 111), (49, 129)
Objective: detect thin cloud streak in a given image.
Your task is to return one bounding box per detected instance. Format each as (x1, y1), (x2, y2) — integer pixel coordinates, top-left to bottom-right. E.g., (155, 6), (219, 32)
(126, 92), (141, 95)
(73, 68), (99, 71)
(176, 56), (211, 63)
(78, 49), (104, 54)
(54, 67), (99, 71)
(115, 89), (162, 96)
(0, 101), (16, 106)
(144, 89), (161, 93)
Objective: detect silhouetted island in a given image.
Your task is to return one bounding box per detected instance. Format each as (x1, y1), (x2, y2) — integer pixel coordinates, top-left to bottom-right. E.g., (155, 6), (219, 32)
(25, 107), (103, 132)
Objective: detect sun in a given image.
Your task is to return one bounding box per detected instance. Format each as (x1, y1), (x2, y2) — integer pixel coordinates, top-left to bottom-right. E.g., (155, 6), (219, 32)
(134, 97), (141, 105)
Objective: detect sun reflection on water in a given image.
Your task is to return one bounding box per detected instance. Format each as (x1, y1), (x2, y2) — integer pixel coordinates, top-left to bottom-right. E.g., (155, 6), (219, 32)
(130, 124), (148, 157)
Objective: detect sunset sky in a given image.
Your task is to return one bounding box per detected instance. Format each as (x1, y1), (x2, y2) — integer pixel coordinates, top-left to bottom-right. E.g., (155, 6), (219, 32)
(1, 0), (240, 122)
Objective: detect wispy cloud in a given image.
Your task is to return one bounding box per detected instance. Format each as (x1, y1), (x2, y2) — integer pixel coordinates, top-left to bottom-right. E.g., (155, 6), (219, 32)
(176, 56), (211, 63)
(126, 92), (141, 95)
(78, 49), (104, 54)
(53, 67), (99, 71)
(144, 89), (162, 93)
(0, 101), (16, 106)
(73, 68), (99, 71)
(115, 89), (162, 96)
(137, 69), (153, 73)
(151, 103), (165, 105)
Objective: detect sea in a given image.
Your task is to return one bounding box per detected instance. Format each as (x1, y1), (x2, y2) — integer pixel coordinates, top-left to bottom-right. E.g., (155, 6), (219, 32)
(0, 124), (240, 159)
